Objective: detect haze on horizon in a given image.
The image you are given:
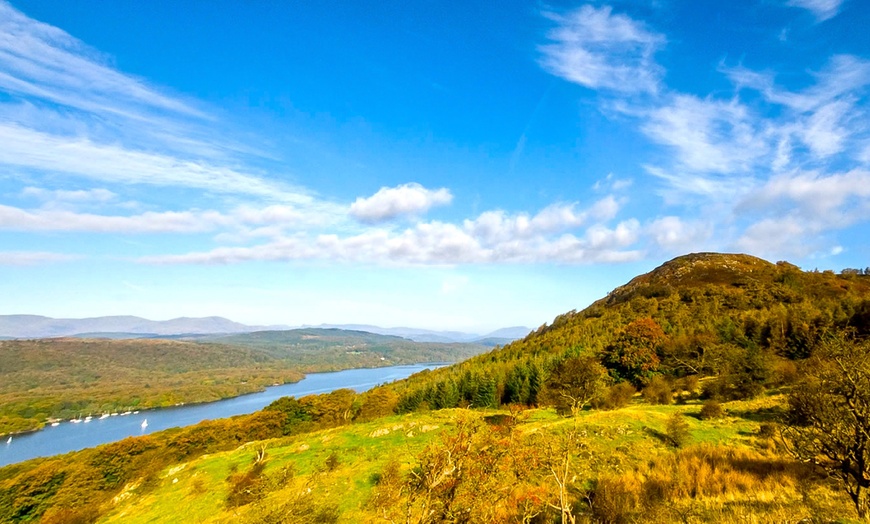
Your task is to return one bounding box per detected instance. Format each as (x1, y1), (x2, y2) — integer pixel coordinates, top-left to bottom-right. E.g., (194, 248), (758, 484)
(0, 1), (868, 332)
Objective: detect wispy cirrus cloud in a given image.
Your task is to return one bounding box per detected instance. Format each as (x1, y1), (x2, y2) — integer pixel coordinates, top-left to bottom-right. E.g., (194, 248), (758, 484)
(0, 202), (340, 235)
(538, 4), (870, 261)
(0, 2), (204, 121)
(786, 0), (844, 21)
(539, 5), (665, 94)
(0, 1), (309, 205)
(0, 123), (305, 202)
(0, 251), (81, 266)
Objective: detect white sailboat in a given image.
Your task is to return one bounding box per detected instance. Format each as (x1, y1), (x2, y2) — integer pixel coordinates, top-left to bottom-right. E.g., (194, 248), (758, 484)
(5, 436), (10, 445)
(141, 419), (148, 429)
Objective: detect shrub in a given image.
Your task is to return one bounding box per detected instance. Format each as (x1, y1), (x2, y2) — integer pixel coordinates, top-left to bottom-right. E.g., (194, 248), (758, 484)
(642, 375), (673, 405)
(226, 461), (267, 508)
(757, 422), (777, 440)
(594, 382), (636, 410)
(665, 413), (691, 448)
(699, 400), (725, 420)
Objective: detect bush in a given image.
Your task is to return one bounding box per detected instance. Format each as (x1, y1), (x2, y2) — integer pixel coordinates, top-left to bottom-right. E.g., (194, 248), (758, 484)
(699, 400), (725, 420)
(757, 422), (777, 440)
(226, 461), (267, 508)
(323, 452), (340, 472)
(701, 373), (764, 401)
(594, 382), (636, 410)
(665, 413), (691, 448)
(642, 375), (673, 405)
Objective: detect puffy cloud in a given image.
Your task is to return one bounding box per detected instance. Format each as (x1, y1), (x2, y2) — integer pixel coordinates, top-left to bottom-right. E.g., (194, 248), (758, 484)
(349, 183), (452, 223)
(140, 201), (643, 266)
(539, 5), (665, 94)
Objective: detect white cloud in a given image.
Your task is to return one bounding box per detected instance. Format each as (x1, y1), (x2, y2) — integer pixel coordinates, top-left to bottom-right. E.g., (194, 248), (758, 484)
(0, 123), (306, 202)
(463, 197), (619, 244)
(798, 99), (851, 157)
(0, 2), (204, 120)
(539, 5), (665, 94)
(0, 251), (81, 265)
(735, 169), (870, 257)
(786, 0), (844, 21)
(647, 216), (712, 251)
(727, 56), (870, 113)
(736, 216), (815, 256)
(349, 183), (452, 223)
(21, 187), (116, 205)
(642, 95), (767, 174)
(0, 203), (337, 235)
(139, 201), (644, 266)
(742, 169), (870, 216)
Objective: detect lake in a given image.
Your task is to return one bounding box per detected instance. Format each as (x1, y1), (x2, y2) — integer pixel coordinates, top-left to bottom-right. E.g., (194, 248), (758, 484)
(0, 363), (443, 467)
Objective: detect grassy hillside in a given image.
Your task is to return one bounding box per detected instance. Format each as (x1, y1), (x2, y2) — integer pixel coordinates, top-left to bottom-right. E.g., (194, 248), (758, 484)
(64, 397), (860, 523)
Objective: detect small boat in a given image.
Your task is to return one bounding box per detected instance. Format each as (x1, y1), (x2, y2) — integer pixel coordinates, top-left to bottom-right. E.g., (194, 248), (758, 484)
(141, 419), (148, 429)
(5, 437), (10, 445)
(84, 416), (92, 423)
(71, 419), (82, 424)
(51, 422), (59, 427)
(99, 414), (109, 419)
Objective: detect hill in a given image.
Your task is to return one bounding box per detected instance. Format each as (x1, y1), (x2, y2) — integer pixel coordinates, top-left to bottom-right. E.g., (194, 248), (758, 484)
(2, 252), (870, 523)
(201, 328), (488, 370)
(304, 324), (532, 343)
(387, 252), (870, 411)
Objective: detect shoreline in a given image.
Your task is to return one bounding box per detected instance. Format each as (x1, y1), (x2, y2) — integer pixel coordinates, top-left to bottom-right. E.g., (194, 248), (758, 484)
(0, 360), (451, 440)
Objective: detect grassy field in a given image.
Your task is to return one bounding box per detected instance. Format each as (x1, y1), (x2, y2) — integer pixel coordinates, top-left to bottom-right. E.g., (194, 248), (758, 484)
(95, 395), (859, 524)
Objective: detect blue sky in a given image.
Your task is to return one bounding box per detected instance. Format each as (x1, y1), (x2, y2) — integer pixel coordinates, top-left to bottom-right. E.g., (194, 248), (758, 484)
(1, 0), (868, 332)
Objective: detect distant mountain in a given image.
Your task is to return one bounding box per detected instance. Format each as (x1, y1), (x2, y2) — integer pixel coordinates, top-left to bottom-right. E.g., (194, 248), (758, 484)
(0, 315), (532, 343)
(479, 326), (532, 340)
(306, 324), (531, 344)
(0, 315), (289, 339)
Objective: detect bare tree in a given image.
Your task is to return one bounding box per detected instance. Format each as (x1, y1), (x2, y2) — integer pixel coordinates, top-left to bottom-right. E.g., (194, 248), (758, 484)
(782, 333), (870, 519)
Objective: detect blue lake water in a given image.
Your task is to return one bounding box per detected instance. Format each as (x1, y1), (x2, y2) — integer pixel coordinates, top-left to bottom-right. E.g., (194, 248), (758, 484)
(0, 363), (443, 467)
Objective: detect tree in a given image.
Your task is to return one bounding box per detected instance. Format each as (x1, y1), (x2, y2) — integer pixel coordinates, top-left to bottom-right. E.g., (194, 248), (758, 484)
(782, 333), (870, 519)
(539, 355), (608, 416)
(603, 318), (666, 386)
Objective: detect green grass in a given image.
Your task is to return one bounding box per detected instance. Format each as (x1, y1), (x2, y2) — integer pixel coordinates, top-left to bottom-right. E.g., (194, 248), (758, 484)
(94, 395), (856, 524)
